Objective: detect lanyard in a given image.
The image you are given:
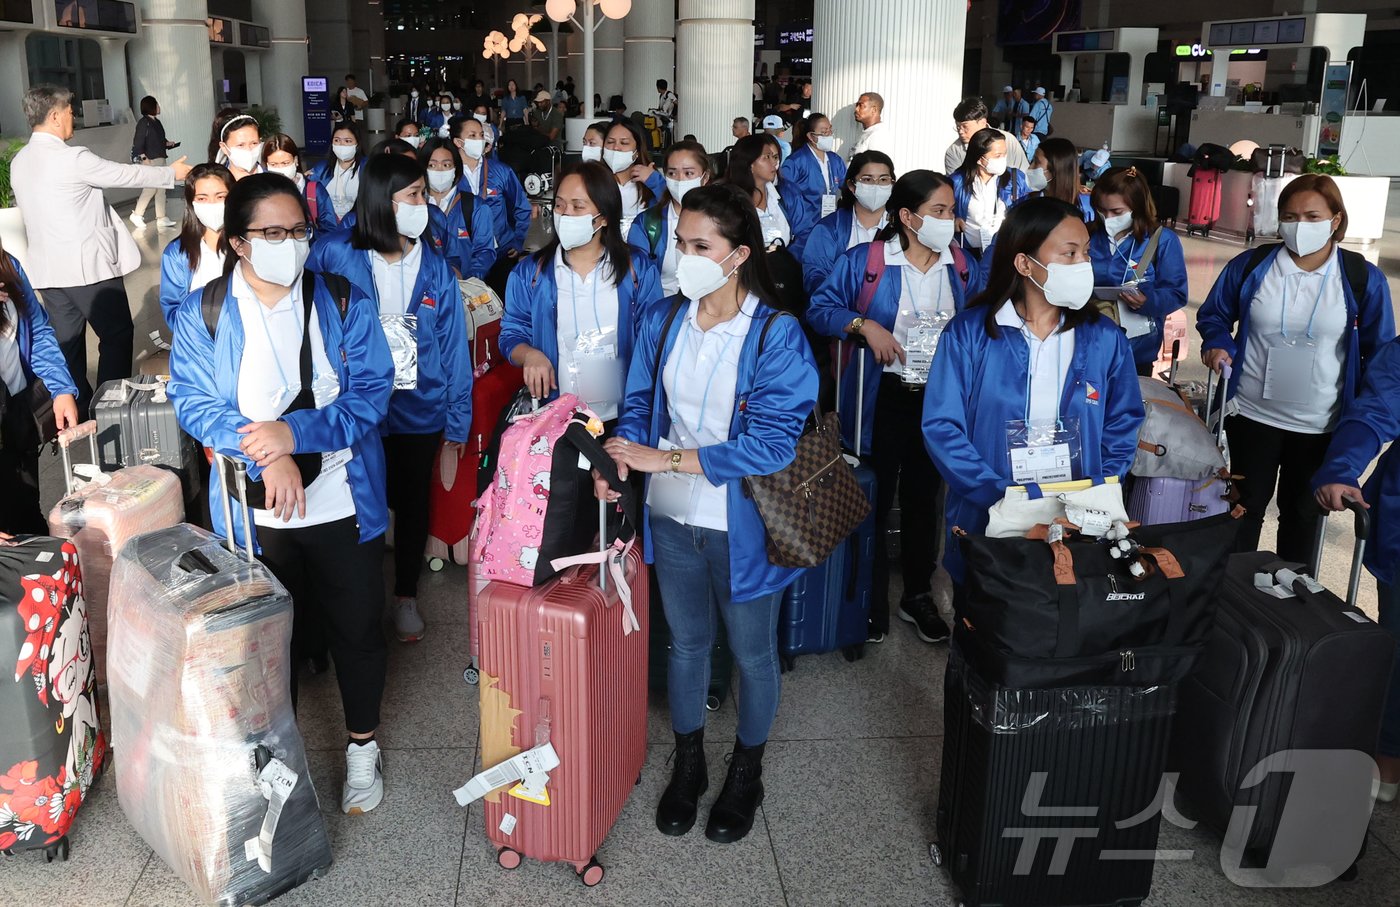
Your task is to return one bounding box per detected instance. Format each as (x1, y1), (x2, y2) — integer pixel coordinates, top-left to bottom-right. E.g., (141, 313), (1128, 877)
(1017, 310), (1066, 425)
(374, 246), (415, 316)
(567, 257), (603, 337)
(818, 150), (831, 192)
(1280, 256), (1334, 341)
(904, 263), (947, 317)
(1112, 234), (1142, 285)
(670, 310), (744, 435)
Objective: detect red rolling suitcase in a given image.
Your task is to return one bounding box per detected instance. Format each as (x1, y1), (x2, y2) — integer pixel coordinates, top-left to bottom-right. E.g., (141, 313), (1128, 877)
(1186, 169), (1222, 237)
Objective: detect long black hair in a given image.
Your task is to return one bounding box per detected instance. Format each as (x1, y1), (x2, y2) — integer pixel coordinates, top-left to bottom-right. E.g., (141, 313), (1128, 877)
(967, 196), (1099, 337)
(724, 133), (781, 201)
(605, 119), (655, 208)
(680, 183), (784, 312)
(218, 173), (312, 276)
(839, 150), (896, 211)
(351, 153), (429, 254)
(956, 127), (1012, 194)
(1037, 137), (1081, 206)
(531, 162), (633, 288)
(874, 170), (953, 250)
(179, 162), (236, 271)
(0, 236), (24, 332)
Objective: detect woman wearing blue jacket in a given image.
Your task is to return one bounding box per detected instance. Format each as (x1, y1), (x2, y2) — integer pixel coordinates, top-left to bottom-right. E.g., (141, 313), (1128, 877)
(778, 113), (848, 260)
(800, 150), (894, 296)
(602, 119), (664, 236)
(951, 127), (1030, 258)
(922, 197), (1144, 588)
(305, 121), (365, 234)
(453, 117), (533, 259)
(0, 246), (79, 533)
(309, 153), (472, 645)
(626, 140), (712, 297)
(807, 171), (977, 645)
(1088, 166), (1188, 375)
(167, 173), (394, 816)
(501, 162), (662, 421)
(1314, 335), (1400, 801)
(419, 137), (496, 279)
(597, 183), (817, 846)
(1017, 137), (1095, 224)
(1198, 174), (1394, 562)
(159, 163), (234, 326)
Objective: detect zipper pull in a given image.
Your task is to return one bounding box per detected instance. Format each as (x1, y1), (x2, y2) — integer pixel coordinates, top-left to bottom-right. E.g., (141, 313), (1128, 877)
(1120, 650), (1136, 672)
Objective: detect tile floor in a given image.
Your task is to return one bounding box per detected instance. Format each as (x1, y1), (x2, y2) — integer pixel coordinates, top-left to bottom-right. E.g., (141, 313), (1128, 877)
(6, 185), (1400, 906)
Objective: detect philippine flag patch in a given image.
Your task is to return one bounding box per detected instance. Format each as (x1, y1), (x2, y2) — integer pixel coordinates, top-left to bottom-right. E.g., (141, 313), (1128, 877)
(421, 296), (437, 309)
(457, 228), (470, 238)
(1086, 383), (1100, 402)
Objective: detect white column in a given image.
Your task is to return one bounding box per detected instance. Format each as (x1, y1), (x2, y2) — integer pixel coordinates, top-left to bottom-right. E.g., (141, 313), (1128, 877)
(253, 0), (310, 144)
(594, 15), (624, 106)
(624, 0), (674, 123)
(676, 0), (754, 152)
(97, 38), (132, 117)
(812, 0), (966, 173)
(127, 0), (216, 156)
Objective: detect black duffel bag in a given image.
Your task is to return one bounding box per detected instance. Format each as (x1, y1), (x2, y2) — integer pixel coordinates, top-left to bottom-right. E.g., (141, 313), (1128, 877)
(956, 512), (1241, 687)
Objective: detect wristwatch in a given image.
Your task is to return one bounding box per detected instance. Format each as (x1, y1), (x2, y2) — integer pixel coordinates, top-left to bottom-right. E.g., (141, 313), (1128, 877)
(669, 451), (684, 472)
(849, 316), (865, 335)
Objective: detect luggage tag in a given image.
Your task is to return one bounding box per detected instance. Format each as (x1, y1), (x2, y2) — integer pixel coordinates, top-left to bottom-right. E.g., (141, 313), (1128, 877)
(646, 438), (696, 522)
(380, 314), (420, 390)
(1006, 418), (1082, 485)
(1261, 332), (1316, 404)
(900, 310), (951, 387)
(244, 755), (298, 873)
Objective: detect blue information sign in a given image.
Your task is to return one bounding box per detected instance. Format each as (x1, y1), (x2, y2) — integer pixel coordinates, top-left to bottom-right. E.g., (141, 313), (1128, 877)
(303, 76), (330, 157)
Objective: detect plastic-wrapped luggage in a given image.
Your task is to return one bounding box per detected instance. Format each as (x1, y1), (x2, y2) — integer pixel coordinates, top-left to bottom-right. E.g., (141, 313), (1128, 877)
(107, 499), (332, 905)
(1247, 171), (1297, 241)
(46, 421), (184, 685)
(0, 536), (105, 862)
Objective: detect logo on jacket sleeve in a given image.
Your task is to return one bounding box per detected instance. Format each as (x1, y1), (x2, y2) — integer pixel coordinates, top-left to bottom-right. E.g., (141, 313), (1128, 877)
(457, 228), (471, 238)
(1086, 382), (1100, 403)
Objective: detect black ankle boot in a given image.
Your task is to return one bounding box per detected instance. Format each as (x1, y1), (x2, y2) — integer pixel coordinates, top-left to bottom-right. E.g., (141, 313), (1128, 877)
(705, 740), (765, 843)
(656, 729), (708, 836)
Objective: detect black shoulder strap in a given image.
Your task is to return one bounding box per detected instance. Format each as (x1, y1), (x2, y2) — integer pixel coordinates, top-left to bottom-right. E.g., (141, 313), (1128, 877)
(756, 311), (788, 357)
(650, 297), (687, 407)
(317, 271), (352, 320)
(1339, 248), (1369, 301)
(461, 190), (475, 232)
(201, 275), (229, 338)
(1241, 243), (1279, 285)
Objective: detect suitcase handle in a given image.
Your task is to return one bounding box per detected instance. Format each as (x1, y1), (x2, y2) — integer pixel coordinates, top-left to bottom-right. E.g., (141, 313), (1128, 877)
(214, 452), (256, 562)
(57, 420), (101, 495)
(1310, 496), (1370, 609)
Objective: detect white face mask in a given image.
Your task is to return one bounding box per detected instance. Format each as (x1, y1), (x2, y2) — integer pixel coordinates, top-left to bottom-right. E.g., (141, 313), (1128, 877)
(427, 168), (457, 192)
(914, 213), (955, 253)
(225, 145), (261, 173)
(1027, 256), (1094, 310)
(814, 134), (837, 153)
(267, 164), (298, 180)
(402, 135), (423, 149)
(473, 113), (488, 124)
(395, 201), (429, 238)
(1102, 210), (1133, 237)
(453, 102), (462, 111)
(440, 101), (451, 111)
(580, 145), (604, 163)
(665, 176), (703, 205)
(982, 156), (1008, 176)
(1280, 219), (1335, 257)
(554, 213), (600, 251)
(1026, 167), (1049, 192)
(247, 236), (310, 287)
(192, 201), (225, 233)
(332, 143), (358, 162)
(853, 183), (892, 213)
(603, 148), (635, 174)
(676, 248), (741, 301)
(461, 138), (485, 160)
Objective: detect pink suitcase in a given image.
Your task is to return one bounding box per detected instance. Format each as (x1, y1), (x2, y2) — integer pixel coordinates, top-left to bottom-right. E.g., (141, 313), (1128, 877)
(46, 421), (184, 685)
(473, 512), (649, 886)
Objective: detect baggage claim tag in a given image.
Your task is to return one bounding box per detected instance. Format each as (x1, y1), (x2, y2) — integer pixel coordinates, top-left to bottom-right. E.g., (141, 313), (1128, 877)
(1006, 418), (1082, 485)
(646, 438), (696, 521)
(1262, 333), (1316, 405)
(244, 757), (298, 873)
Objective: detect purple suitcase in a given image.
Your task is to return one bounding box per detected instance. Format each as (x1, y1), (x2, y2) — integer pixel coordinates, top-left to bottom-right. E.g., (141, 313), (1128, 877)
(1128, 364), (1233, 525)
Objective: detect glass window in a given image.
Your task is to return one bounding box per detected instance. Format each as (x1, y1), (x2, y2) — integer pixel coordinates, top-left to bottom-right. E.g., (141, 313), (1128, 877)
(25, 34), (107, 121)
(54, 0), (136, 33)
(1, 0), (35, 23)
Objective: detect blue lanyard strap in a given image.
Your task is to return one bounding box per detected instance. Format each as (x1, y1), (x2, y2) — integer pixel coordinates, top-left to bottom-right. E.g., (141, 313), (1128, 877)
(253, 290), (307, 392)
(1113, 235), (1142, 284)
(1017, 309), (1066, 426)
(1280, 255), (1334, 341)
(669, 305), (746, 435)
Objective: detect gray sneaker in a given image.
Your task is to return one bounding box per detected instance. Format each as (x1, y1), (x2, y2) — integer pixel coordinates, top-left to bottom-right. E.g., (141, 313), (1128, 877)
(394, 597), (425, 642)
(341, 740), (384, 815)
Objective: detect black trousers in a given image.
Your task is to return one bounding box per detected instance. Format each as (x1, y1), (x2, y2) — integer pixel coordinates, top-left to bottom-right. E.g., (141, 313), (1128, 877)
(1225, 414), (1333, 564)
(0, 389), (45, 535)
(870, 374), (944, 634)
(383, 431), (440, 598)
(257, 516), (387, 734)
(41, 277), (134, 416)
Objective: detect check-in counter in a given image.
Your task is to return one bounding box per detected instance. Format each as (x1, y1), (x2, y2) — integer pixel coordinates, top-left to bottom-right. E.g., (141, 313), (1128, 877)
(1047, 102), (1160, 153)
(1188, 109), (1400, 178)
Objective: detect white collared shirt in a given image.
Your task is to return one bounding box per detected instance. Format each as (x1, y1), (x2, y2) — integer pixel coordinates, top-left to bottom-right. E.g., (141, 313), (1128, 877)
(963, 175), (1004, 250)
(189, 242), (226, 296)
(328, 161), (360, 218)
(619, 181), (644, 237)
(661, 294), (758, 531)
(849, 211), (888, 250)
(554, 247), (623, 421)
(462, 156), (483, 196)
(370, 238), (423, 317)
(995, 300), (1075, 425)
(882, 237), (953, 375)
(0, 301), (24, 395)
(660, 204), (681, 296)
(232, 265), (355, 528)
(756, 182), (790, 248)
(429, 186), (458, 212)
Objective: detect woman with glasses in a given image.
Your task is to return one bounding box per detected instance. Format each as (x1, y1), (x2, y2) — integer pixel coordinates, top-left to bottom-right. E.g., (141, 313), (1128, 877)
(724, 134), (791, 251)
(167, 172), (395, 816)
(601, 120), (664, 236)
(309, 154), (472, 645)
(419, 137), (497, 280)
(779, 113), (846, 259)
(306, 121), (365, 234)
(801, 151), (895, 295)
(627, 141), (713, 297)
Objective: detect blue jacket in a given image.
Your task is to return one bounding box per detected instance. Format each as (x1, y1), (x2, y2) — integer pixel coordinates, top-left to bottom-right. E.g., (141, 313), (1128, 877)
(779, 144), (847, 259)
(615, 300), (819, 602)
(1089, 226), (1189, 366)
(626, 202), (674, 266)
(807, 239), (979, 454)
(499, 249), (662, 401)
(801, 207), (857, 296)
(1312, 336), (1400, 585)
(423, 109), (451, 133)
(306, 157), (365, 234)
(167, 269), (394, 550)
(5, 254), (78, 398)
(1197, 245), (1395, 403)
(460, 157), (532, 254)
(159, 239), (223, 328)
(921, 307), (1144, 582)
(951, 169), (1031, 227)
(309, 236), (473, 442)
(433, 190), (497, 279)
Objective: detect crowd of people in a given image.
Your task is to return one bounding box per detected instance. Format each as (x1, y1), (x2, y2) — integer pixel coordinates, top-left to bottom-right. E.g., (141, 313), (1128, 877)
(3, 70), (1400, 852)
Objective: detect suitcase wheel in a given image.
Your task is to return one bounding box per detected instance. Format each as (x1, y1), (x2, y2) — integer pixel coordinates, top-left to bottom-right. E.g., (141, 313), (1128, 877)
(44, 837), (70, 863)
(841, 644), (865, 663)
(577, 857), (604, 887)
(428, 557), (445, 573)
(779, 653), (796, 674)
(463, 666), (480, 685)
(705, 694), (722, 712)
(497, 847), (522, 870)
(929, 841), (944, 866)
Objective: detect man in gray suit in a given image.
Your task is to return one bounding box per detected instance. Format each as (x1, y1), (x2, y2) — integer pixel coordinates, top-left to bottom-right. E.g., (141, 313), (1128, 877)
(12, 84), (192, 414)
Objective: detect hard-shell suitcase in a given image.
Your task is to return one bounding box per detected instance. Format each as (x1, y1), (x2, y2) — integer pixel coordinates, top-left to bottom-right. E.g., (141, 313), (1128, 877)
(0, 535), (105, 863)
(1128, 363), (1233, 525)
(46, 421), (184, 686)
(1186, 169), (1222, 237)
(467, 499), (649, 886)
(92, 375), (202, 502)
(107, 461), (333, 906)
(1246, 171), (1297, 243)
(1169, 501), (1393, 878)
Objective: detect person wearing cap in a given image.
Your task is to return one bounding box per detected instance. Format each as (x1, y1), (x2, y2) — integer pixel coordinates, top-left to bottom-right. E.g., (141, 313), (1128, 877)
(529, 89), (565, 150)
(849, 91), (894, 160)
(1029, 86), (1054, 137)
(991, 85), (1028, 129)
(762, 115), (792, 164)
(1082, 147), (1112, 183)
(944, 97), (1028, 175)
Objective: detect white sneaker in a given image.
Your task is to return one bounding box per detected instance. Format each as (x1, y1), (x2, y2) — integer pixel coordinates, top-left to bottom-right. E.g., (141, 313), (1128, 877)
(341, 740), (384, 815)
(394, 597), (425, 642)
(128, 212), (146, 227)
(156, 217), (177, 229)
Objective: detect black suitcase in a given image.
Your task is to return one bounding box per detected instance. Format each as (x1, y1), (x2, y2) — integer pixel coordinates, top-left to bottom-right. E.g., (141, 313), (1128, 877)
(1170, 501), (1394, 878)
(1151, 184), (1180, 226)
(935, 644), (1177, 907)
(92, 375), (202, 502)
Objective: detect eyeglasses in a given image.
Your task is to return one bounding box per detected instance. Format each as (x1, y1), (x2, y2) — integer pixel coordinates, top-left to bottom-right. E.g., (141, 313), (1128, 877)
(855, 176), (894, 185)
(245, 225), (313, 243)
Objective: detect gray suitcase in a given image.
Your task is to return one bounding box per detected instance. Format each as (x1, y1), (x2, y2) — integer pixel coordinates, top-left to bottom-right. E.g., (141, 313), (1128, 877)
(92, 376), (201, 501)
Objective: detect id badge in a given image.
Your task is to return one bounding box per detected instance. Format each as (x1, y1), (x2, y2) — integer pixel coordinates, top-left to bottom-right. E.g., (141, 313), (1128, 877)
(1117, 300), (1155, 339)
(900, 312), (951, 387)
(820, 194), (838, 218)
(322, 448), (352, 474)
(1262, 336), (1316, 404)
(380, 314), (419, 390)
(1006, 418), (1082, 485)
(646, 439), (695, 522)
(568, 328), (622, 416)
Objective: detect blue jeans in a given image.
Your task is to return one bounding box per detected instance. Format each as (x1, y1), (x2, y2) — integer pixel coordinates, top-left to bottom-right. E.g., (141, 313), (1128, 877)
(650, 515), (783, 746)
(1377, 582), (1400, 757)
